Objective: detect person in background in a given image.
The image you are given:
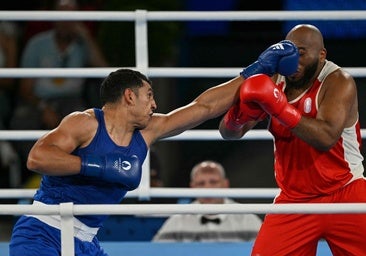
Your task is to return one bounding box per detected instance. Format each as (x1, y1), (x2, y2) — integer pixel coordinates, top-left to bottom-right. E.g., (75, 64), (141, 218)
(9, 0), (108, 184)
(149, 149), (164, 188)
(153, 160), (263, 242)
(0, 21), (22, 189)
(219, 24), (366, 255)
(0, 21), (18, 129)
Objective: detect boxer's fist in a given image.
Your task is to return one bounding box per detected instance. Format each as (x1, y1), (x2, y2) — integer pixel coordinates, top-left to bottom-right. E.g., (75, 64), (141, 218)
(223, 100), (267, 131)
(240, 74), (301, 128)
(80, 153), (141, 190)
(241, 40), (299, 78)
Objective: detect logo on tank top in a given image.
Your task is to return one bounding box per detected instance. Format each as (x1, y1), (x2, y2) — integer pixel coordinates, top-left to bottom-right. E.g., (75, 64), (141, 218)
(114, 158), (132, 171)
(273, 88), (281, 102)
(304, 97), (312, 113)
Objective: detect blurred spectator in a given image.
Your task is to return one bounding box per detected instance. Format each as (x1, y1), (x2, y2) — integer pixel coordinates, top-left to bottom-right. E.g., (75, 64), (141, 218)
(0, 21), (19, 129)
(21, 0), (105, 45)
(9, 0), (108, 183)
(0, 141), (21, 188)
(149, 149), (164, 188)
(153, 160), (262, 242)
(0, 21), (22, 189)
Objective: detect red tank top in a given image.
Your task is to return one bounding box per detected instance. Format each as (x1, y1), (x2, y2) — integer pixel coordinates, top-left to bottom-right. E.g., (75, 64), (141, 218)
(270, 60), (364, 201)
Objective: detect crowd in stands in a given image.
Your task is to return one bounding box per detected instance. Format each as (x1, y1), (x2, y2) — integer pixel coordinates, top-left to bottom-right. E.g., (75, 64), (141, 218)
(0, 0), (108, 188)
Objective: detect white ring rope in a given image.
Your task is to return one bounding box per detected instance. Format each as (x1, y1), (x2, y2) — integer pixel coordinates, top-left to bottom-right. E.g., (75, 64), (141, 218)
(0, 67), (366, 78)
(0, 129), (365, 141)
(0, 10), (365, 21)
(1, 203), (366, 215)
(0, 188), (280, 199)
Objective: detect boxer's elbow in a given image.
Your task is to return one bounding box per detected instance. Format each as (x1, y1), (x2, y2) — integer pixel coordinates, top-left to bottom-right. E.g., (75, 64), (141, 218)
(307, 134), (339, 152)
(26, 149), (45, 173)
(26, 154), (40, 172)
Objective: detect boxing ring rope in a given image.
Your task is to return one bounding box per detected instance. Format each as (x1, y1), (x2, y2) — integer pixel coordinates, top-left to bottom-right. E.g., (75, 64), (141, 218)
(0, 9), (366, 256)
(0, 67), (366, 78)
(0, 188), (280, 199)
(2, 202), (366, 216)
(1, 202), (366, 256)
(0, 10), (366, 21)
(1, 129), (366, 141)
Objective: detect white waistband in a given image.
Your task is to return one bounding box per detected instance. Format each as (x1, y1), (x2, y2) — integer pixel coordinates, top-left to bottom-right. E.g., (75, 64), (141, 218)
(26, 201), (99, 242)
(346, 163), (365, 186)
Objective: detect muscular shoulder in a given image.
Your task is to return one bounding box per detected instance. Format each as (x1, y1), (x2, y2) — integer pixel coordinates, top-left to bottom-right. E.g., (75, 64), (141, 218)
(320, 68), (356, 100)
(62, 109), (97, 127)
(140, 113), (165, 146)
(319, 68), (358, 126)
(58, 109), (99, 146)
(323, 68), (355, 89)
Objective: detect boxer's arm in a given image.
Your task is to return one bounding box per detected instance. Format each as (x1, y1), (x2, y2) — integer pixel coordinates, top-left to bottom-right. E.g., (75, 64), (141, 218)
(219, 116), (258, 140)
(142, 41), (297, 144)
(143, 76), (244, 144)
(219, 100), (266, 139)
(240, 72), (358, 151)
(26, 110), (97, 175)
(290, 70), (358, 151)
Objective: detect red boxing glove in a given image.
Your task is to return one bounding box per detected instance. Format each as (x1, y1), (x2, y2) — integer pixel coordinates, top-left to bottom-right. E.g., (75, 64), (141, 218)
(223, 100), (267, 131)
(239, 74), (301, 129)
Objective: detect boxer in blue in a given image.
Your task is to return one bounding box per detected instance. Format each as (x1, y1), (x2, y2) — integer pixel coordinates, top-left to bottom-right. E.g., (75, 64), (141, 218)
(9, 40), (298, 256)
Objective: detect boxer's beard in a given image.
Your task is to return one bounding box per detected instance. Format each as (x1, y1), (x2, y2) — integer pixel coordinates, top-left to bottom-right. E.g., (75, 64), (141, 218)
(286, 59), (318, 89)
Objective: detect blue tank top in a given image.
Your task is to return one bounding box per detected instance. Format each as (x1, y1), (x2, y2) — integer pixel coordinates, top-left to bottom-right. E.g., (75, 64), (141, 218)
(33, 108), (148, 227)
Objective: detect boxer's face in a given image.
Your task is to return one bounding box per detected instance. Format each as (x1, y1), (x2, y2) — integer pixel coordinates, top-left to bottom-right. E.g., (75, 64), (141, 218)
(130, 81), (157, 129)
(285, 31), (325, 89)
(285, 54), (319, 89)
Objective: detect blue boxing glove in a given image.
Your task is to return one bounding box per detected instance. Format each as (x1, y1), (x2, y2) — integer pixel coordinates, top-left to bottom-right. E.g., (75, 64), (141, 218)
(80, 153), (141, 190)
(240, 40), (299, 78)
